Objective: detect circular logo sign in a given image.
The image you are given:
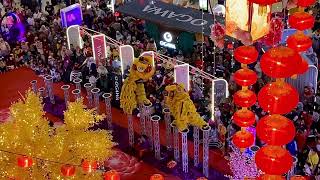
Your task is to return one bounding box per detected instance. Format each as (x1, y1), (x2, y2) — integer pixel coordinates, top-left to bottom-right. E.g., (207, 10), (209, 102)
(163, 32), (173, 42)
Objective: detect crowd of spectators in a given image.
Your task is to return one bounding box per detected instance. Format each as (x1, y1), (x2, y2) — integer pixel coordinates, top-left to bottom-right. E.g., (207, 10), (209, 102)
(0, 0), (319, 178)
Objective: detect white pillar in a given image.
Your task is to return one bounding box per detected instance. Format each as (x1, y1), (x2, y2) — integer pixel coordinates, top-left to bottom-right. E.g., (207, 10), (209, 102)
(128, 114), (134, 147)
(91, 88), (100, 114)
(44, 75), (55, 104)
(73, 78), (82, 92)
(151, 115), (161, 160)
(30, 80), (37, 93)
(61, 85), (70, 106)
(193, 126), (200, 167)
(181, 128), (189, 173)
(84, 83), (93, 108)
(202, 125), (211, 178)
(144, 103), (153, 150)
(139, 104), (146, 135)
(102, 93), (112, 129)
(72, 89), (81, 101)
(171, 123), (180, 162)
(163, 108), (172, 150)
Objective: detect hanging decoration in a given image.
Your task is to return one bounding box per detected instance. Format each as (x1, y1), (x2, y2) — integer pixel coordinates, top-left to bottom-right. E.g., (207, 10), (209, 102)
(164, 84), (208, 132)
(256, 115), (295, 145)
(257, 82), (299, 114)
(232, 46), (259, 150)
(255, 146), (293, 175)
(261, 17), (284, 47)
(260, 46), (302, 78)
(226, 0), (273, 45)
(210, 23), (225, 49)
(17, 156), (33, 168)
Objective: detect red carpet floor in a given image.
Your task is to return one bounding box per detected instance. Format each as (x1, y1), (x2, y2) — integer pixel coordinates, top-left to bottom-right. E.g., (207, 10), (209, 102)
(0, 68), (230, 179)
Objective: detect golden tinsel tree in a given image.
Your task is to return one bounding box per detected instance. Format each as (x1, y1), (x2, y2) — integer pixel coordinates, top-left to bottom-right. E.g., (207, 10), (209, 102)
(0, 90), (116, 179)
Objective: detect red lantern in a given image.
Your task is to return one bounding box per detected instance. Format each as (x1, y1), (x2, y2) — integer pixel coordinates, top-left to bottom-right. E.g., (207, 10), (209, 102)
(150, 174), (164, 180)
(233, 109), (255, 127)
(260, 47), (302, 78)
(104, 170), (120, 180)
(233, 90), (256, 107)
(255, 146), (293, 175)
(82, 160), (98, 173)
(296, 59), (309, 74)
(287, 32), (312, 52)
(234, 69), (258, 87)
(234, 46), (259, 64)
(248, 0), (279, 5)
(290, 175), (306, 180)
(258, 82), (299, 114)
(297, 0), (316, 7)
(289, 12), (315, 31)
(232, 130), (254, 148)
(257, 174), (285, 180)
(61, 165), (76, 176)
(256, 114), (296, 145)
(17, 156), (33, 168)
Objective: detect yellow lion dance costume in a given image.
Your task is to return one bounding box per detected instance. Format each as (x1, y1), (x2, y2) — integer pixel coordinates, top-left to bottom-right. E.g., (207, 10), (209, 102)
(165, 84), (208, 132)
(120, 55), (155, 115)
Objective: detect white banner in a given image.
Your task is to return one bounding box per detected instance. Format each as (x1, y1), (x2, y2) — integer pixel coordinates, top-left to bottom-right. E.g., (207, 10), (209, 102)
(119, 45), (134, 79)
(174, 64), (190, 91)
(67, 25), (83, 49)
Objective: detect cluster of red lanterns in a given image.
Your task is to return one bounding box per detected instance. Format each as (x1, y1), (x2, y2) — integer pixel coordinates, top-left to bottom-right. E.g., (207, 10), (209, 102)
(254, 0), (316, 176)
(15, 155), (119, 179)
(256, 47), (299, 178)
(232, 46), (259, 149)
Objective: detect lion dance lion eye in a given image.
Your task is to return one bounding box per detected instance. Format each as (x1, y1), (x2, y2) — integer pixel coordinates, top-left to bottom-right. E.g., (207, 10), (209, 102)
(132, 64), (137, 70)
(144, 65), (152, 73)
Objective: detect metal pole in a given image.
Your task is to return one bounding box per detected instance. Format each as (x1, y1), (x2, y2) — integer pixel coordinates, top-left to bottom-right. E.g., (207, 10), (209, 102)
(73, 78), (82, 92)
(202, 125), (211, 178)
(84, 83), (93, 108)
(144, 103), (153, 150)
(44, 75), (55, 104)
(181, 128), (189, 173)
(38, 87), (45, 99)
(139, 104), (146, 135)
(151, 115), (161, 160)
(103, 93), (113, 129)
(91, 88), (100, 114)
(163, 108), (172, 150)
(61, 85), (70, 106)
(72, 89), (81, 101)
(128, 114), (134, 147)
(171, 122), (180, 162)
(30, 80), (37, 93)
(193, 126), (200, 167)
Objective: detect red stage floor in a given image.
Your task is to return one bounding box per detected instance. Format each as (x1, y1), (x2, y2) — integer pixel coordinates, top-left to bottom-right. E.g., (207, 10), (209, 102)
(0, 68), (230, 179)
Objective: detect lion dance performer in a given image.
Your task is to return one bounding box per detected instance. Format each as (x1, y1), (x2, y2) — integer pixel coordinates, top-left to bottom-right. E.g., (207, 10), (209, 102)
(120, 55), (155, 115)
(164, 83), (208, 132)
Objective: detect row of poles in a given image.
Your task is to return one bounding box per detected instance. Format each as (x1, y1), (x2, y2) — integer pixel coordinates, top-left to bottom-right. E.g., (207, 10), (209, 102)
(30, 75), (211, 178)
(30, 74), (113, 129)
(128, 104), (212, 178)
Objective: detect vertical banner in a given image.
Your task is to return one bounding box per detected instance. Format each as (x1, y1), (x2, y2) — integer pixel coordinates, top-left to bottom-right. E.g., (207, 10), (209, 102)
(213, 79), (229, 106)
(112, 73), (123, 108)
(174, 64), (190, 91)
(92, 34), (107, 66)
(67, 25), (82, 49)
(60, 3), (83, 28)
(119, 45), (134, 80)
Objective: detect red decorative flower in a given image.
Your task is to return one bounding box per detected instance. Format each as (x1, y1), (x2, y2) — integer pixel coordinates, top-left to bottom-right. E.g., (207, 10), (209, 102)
(104, 150), (141, 177)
